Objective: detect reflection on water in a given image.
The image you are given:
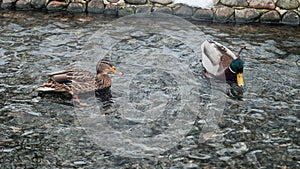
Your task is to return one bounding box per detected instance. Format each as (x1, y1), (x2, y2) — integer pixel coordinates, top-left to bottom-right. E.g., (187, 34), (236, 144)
(0, 11), (299, 168)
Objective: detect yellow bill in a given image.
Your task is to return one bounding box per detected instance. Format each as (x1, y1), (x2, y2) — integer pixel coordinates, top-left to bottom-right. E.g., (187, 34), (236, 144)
(110, 67), (122, 75)
(237, 73), (244, 87)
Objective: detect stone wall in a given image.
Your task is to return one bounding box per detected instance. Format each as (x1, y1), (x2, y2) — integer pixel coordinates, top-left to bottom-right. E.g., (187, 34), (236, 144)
(0, 0), (299, 25)
(213, 0), (300, 25)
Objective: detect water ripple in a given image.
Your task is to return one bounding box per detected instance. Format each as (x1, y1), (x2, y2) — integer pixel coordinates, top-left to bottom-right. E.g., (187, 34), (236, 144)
(0, 11), (299, 168)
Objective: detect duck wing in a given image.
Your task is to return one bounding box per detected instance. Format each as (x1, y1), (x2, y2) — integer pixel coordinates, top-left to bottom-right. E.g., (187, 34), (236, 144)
(37, 69), (96, 94)
(201, 40), (237, 76)
(47, 69), (94, 83)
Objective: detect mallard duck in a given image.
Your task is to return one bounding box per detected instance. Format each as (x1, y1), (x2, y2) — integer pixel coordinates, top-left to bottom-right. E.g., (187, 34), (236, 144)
(201, 39), (245, 87)
(36, 60), (122, 106)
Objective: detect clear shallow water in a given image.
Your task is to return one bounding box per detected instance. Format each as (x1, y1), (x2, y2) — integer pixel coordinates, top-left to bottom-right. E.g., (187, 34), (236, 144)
(0, 11), (299, 168)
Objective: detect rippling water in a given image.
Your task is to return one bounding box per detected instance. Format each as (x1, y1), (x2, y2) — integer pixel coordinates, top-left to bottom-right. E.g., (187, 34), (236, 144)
(0, 11), (299, 168)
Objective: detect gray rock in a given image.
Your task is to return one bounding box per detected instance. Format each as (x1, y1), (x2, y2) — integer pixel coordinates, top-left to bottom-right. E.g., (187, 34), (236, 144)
(1, 0), (16, 9)
(235, 8), (260, 22)
(125, 0), (147, 5)
(46, 1), (68, 11)
(136, 5), (152, 13)
(192, 9), (213, 21)
(281, 11), (300, 25)
(260, 10), (281, 23)
(214, 6), (235, 22)
(220, 0), (248, 7)
(87, 0), (105, 13)
(150, 0), (172, 5)
(153, 6), (172, 14)
(107, 0), (119, 2)
(276, 0), (299, 9)
(67, 2), (85, 13)
(16, 0), (31, 10)
(104, 4), (118, 15)
(249, 0), (275, 9)
(31, 0), (46, 9)
(173, 5), (192, 18)
(118, 6), (135, 16)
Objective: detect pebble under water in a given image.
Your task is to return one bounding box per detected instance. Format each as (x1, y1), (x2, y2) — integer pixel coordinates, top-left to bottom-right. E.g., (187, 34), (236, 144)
(0, 11), (299, 168)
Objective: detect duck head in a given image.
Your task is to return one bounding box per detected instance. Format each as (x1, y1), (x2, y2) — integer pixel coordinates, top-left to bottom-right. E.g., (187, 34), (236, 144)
(229, 58), (244, 87)
(96, 61), (122, 75)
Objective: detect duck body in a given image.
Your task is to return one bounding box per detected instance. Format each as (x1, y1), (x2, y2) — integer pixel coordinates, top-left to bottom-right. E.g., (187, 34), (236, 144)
(36, 61), (121, 105)
(37, 69), (111, 94)
(201, 39), (245, 87)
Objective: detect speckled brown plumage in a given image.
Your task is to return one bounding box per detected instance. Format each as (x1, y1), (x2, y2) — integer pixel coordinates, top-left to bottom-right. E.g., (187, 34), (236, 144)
(36, 61), (122, 105)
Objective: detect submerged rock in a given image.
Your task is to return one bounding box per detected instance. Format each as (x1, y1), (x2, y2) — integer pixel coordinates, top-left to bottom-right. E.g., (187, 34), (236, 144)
(87, 0), (105, 13)
(31, 0), (47, 9)
(118, 6), (135, 16)
(260, 10), (281, 24)
(153, 6), (173, 14)
(16, 0), (31, 10)
(1, 0), (16, 9)
(281, 11), (300, 25)
(217, 142), (249, 157)
(192, 9), (213, 21)
(173, 5), (193, 18)
(104, 4), (118, 15)
(135, 5), (152, 13)
(67, 2), (86, 13)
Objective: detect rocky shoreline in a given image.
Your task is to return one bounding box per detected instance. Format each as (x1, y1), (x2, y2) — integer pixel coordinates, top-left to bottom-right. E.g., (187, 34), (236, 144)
(1, 0), (299, 25)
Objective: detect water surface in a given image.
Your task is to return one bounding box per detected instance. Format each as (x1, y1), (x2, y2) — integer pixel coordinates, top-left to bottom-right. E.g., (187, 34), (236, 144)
(0, 11), (299, 168)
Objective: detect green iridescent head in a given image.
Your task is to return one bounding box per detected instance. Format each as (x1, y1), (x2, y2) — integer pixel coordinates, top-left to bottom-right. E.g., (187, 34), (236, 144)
(229, 58), (244, 87)
(229, 58), (244, 74)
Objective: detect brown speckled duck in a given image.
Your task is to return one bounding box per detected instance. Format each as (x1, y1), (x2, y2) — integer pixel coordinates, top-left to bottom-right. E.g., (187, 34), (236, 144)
(36, 61), (122, 106)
